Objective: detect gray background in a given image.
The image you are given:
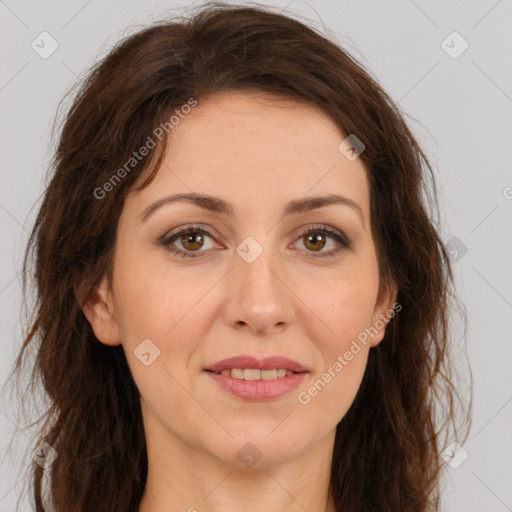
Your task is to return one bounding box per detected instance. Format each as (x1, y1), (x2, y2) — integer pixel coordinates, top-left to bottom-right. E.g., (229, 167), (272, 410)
(1, 1), (511, 510)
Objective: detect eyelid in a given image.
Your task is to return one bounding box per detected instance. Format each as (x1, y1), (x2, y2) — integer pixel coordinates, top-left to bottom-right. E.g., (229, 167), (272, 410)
(158, 223), (350, 259)
(291, 224), (350, 259)
(158, 224), (219, 258)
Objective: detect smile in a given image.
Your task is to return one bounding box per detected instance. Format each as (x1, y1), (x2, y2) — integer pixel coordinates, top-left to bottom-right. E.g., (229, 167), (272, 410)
(211, 368), (294, 380)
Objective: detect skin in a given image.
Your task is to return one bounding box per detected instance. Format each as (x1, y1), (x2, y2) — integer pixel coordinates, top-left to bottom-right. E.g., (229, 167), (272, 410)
(82, 90), (397, 512)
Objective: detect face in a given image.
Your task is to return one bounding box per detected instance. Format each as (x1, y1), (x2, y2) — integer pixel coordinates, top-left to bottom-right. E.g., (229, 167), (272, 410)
(84, 90), (396, 469)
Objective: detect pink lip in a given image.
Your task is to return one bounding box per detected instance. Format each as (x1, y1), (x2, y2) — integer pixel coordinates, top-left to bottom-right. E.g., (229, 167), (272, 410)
(204, 355), (309, 401)
(206, 371), (307, 401)
(205, 355), (308, 373)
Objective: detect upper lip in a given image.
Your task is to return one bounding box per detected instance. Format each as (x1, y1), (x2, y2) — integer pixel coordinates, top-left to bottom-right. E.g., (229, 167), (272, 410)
(205, 355), (308, 373)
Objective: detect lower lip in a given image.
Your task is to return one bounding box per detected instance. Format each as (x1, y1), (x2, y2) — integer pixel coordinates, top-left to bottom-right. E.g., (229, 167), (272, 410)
(205, 371), (307, 401)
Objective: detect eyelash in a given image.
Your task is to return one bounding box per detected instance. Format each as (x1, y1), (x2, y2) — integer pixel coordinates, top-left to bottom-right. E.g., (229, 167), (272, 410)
(159, 224), (350, 259)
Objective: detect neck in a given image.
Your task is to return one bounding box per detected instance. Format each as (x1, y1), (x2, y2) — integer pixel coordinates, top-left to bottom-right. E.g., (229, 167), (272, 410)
(138, 420), (336, 512)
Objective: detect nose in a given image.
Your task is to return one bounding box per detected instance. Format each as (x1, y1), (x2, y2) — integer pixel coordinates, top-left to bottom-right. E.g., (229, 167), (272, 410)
(222, 246), (294, 336)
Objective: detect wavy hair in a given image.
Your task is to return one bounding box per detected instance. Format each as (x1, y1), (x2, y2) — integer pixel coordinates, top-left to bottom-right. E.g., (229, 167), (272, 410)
(12, 2), (470, 511)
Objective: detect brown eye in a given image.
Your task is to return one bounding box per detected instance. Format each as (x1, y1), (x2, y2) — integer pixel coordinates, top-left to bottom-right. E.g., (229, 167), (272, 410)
(293, 225), (350, 259)
(303, 232), (326, 252)
(180, 231), (204, 251)
(160, 226), (217, 258)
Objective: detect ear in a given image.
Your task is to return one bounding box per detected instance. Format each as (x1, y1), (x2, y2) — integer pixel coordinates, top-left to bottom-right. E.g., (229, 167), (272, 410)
(78, 275), (121, 346)
(368, 281), (399, 348)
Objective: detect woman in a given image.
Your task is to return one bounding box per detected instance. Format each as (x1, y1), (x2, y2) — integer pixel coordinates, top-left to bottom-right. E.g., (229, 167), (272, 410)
(14, 2), (470, 511)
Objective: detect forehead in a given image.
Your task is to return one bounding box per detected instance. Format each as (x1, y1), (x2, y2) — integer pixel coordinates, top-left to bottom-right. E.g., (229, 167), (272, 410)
(129, 91), (370, 221)
(170, 90), (350, 163)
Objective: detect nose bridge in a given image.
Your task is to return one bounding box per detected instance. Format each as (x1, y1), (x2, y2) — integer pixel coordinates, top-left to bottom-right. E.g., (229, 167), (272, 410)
(225, 235), (293, 333)
(237, 242), (279, 292)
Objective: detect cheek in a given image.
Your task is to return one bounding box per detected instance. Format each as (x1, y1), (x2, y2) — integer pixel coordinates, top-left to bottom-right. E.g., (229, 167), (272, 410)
(298, 288), (374, 425)
(112, 243), (217, 340)
(111, 250), (222, 407)
(306, 264), (379, 352)
(297, 263), (378, 417)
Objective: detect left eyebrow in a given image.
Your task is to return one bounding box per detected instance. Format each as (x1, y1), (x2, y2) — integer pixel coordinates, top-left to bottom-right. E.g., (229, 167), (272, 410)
(283, 194), (364, 225)
(140, 192), (364, 226)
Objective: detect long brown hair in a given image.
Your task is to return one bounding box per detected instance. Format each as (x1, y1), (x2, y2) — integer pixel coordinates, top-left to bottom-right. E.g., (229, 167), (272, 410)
(12, 2), (470, 510)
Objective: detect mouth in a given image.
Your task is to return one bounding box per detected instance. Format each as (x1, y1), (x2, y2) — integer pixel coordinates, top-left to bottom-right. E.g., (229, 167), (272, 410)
(204, 355), (308, 400)
(206, 367), (296, 379)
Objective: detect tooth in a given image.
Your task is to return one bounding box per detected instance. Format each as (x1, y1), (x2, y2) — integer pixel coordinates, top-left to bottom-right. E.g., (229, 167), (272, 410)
(220, 368), (293, 380)
(244, 369), (261, 380)
(231, 368), (245, 379)
(261, 369), (277, 380)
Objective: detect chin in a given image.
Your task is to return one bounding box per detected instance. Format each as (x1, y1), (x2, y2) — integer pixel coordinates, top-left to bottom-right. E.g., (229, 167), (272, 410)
(206, 430), (310, 469)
